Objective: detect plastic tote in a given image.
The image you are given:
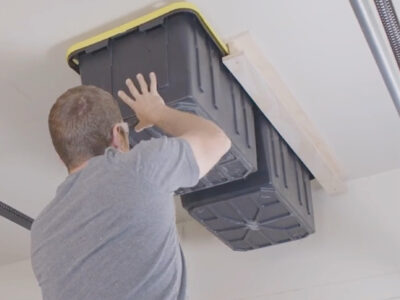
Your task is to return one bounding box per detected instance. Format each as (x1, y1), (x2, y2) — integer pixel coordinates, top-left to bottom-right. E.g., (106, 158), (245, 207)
(181, 108), (315, 251)
(67, 2), (257, 194)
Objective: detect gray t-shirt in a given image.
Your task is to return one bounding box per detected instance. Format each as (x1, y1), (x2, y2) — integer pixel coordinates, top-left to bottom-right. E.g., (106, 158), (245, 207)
(31, 137), (199, 300)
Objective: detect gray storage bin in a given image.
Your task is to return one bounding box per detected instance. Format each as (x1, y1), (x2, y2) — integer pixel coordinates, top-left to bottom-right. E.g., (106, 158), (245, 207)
(182, 108), (315, 251)
(67, 5), (257, 194)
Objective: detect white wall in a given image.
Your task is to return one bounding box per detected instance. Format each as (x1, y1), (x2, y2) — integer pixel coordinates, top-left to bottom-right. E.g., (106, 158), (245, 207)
(1, 168), (400, 300)
(0, 260), (41, 300)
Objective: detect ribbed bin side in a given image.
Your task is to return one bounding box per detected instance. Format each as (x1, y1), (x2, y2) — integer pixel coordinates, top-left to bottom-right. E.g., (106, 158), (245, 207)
(266, 123), (314, 229)
(172, 96), (256, 195)
(181, 109), (314, 251)
(77, 12), (257, 194)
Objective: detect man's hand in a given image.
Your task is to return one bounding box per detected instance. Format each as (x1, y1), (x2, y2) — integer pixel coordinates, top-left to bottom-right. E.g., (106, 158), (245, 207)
(119, 71), (231, 178)
(118, 72), (165, 132)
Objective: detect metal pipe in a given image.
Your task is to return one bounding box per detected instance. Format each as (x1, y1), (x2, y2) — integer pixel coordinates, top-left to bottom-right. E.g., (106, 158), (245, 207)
(374, 0), (400, 69)
(350, 0), (400, 115)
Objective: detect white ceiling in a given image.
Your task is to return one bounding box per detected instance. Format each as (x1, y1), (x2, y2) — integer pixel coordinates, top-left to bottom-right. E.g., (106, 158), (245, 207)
(0, 0), (399, 266)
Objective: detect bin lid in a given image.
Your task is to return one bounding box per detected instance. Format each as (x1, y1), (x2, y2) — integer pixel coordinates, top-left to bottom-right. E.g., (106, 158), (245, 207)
(66, 1), (229, 73)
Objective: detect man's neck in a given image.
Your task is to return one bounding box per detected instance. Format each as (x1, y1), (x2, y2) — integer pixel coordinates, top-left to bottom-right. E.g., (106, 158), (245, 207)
(67, 144), (126, 174)
(69, 161), (88, 174)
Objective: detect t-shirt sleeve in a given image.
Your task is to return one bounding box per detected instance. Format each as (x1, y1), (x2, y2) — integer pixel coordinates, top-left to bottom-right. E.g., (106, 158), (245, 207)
(127, 136), (200, 193)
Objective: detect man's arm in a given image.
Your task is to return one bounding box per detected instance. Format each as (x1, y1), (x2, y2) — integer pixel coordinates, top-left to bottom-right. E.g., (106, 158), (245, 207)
(118, 72), (231, 178)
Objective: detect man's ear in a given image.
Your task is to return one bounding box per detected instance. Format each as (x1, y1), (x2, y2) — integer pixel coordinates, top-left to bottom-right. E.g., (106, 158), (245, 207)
(111, 124), (121, 149)
(111, 123), (130, 151)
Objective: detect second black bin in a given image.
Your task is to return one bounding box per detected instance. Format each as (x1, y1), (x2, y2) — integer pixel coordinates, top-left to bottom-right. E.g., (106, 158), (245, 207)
(67, 3), (257, 194)
(182, 109), (315, 251)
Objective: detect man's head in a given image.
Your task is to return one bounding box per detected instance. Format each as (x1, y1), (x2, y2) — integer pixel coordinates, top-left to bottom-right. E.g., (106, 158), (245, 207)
(49, 85), (129, 172)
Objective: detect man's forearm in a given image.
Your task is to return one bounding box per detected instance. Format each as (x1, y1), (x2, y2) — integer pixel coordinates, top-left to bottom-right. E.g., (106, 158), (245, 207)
(152, 104), (231, 178)
(152, 105), (225, 139)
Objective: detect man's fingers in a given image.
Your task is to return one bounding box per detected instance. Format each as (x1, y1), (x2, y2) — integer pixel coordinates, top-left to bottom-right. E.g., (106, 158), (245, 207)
(118, 90), (136, 108)
(126, 78), (140, 98)
(136, 73), (149, 94)
(149, 72), (158, 94)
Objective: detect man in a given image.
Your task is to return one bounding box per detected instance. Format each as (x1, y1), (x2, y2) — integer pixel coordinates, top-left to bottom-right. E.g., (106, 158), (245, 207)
(31, 72), (231, 300)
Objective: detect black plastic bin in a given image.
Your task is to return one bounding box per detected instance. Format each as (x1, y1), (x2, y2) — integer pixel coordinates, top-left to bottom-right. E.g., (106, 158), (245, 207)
(181, 108), (315, 251)
(67, 3), (257, 194)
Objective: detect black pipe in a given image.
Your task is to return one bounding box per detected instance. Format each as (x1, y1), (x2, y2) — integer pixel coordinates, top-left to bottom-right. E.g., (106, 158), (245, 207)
(0, 201), (34, 230)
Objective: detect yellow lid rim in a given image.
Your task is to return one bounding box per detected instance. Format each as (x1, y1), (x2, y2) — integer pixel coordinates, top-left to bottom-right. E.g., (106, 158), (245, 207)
(66, 2), (228, 72)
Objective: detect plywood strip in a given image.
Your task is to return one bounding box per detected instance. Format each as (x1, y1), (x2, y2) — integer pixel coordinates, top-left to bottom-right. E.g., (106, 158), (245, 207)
(223, 32), (346, 194)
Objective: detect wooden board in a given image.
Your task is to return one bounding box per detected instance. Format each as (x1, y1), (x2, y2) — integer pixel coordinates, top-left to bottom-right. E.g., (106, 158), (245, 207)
(223, 32), (346, 194)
